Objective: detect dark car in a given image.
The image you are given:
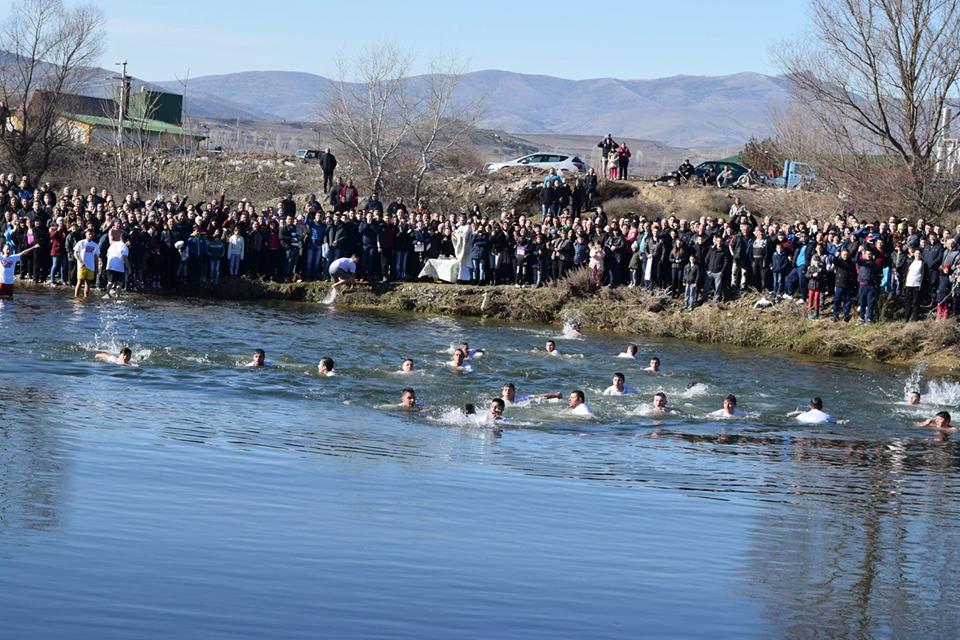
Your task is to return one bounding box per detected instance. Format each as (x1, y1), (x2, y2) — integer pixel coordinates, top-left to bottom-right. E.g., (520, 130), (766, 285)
(654, 161), (749, 186)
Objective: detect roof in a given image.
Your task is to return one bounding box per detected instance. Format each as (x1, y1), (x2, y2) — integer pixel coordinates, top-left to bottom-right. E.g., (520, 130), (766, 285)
(65, 113), (205, 138)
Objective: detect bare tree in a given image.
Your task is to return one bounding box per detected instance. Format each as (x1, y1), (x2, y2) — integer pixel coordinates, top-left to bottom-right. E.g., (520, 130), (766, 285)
(778, 0), (960, 218)
(404, 57), (482, 203)
(0, 0), (104, 182)
(320, 46), (413, 196)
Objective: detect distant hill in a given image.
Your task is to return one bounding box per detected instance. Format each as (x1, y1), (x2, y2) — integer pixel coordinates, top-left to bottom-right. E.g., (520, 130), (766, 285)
(152, 69), (791, 147)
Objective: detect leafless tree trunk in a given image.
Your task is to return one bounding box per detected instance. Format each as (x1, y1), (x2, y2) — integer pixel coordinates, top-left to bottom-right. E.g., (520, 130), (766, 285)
(405, 57), (482, 203)
(0, 0), (103, 182)
(778, 0), (960, 218)
(319, 46), (413, 196)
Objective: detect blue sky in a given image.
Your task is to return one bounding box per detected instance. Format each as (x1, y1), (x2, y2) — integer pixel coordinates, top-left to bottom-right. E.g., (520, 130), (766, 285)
(1, 0), (810, 80)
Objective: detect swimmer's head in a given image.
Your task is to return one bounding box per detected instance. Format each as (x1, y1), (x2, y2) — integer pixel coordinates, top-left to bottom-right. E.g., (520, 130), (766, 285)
(649, 357), (660, 371)
(252, 349), (265, 367)
(400, 387), (416, 408)
(627, 344), (638, 356)
(545, 340), (556, 352)
(502, 382), (516, 403)
(935, 410), (952, 429)
(452, 348), (466, 367)
(653, 391), (667, 409)
(723, 393), (737, 412)
(317, 357), (334, 374)
(907, 390), (920, 405)
(809, 397), (823, 410)
(568, 389), (585, 409)
(463, 403), (476, 415)
(401, 358), (414, 372)
(612, 372), (625, 391)
(119, 347), (132, 365)
(489, 398), (505, 420)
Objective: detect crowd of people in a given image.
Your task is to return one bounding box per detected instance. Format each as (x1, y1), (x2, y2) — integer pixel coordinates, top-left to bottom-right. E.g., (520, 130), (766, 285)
(2, 165), (960, 323)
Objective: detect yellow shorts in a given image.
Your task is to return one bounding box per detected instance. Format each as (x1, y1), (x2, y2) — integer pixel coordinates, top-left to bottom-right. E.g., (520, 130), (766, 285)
(78, 265), (95, 281)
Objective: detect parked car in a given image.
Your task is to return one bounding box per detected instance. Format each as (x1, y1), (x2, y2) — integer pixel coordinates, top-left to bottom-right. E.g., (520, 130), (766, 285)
(295, 149), (321, 161)
(654, 161), (749, 186)
(770, 160), (817, 189)
(485, 152), (587, 174)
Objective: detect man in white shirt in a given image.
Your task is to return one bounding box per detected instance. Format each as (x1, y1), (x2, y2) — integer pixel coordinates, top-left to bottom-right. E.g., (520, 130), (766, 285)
(567, 389), (593, 416)
(904, 249), (925, 321)
(796, 397), (836, 424)
(708, 394), (746, 418)
(105, 237), (130, 297)
(0, 242), (39, 298)
(603, 372), (639, 396)
(616, 344), (638, 359)
(329, 253), (359, 290)
(73, 228), (100, 298)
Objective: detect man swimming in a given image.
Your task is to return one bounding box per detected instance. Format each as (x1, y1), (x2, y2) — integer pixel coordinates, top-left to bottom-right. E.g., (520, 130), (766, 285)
(644, 357), (661, 372)
(400, 358), (415, 373)
(708, 394), (746, 418)
(544, 340), (559, 356)
(317, 357), (335, 376)
(489, 398), (505, 421)
(602, 372), (639, 396)
(567, 389), (593, 416)
(457, 342), (485, 358)
(450, 348), (472, 371)
(246, 349), (270, 367)
(917, 410), (955, 433)
(95, 347), (133, 365)
(906, 390), (921, 405)
(796, 397), (836, 424)
(501, 382), (561, 405)
(651, 391), (670, 414)
(328, 253), (359, 290)
(616, 344), (639, 359)
(399, 387), (418, 409)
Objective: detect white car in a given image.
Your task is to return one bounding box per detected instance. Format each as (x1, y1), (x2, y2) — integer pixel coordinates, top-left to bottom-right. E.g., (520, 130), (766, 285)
(485, 152), (587, 174)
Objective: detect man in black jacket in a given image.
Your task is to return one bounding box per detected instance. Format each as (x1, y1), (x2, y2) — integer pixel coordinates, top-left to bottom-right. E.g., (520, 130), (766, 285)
(704, 234), (730, 303)
(831, 248), (856, 321)
(320, 148), (337, 192)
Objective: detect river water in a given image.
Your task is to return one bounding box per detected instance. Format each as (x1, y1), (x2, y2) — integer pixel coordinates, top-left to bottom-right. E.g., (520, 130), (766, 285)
(1, 290), (959, 639)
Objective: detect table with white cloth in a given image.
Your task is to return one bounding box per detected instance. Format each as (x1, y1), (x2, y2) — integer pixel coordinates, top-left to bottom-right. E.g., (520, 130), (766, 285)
(418, 258), (462, 283)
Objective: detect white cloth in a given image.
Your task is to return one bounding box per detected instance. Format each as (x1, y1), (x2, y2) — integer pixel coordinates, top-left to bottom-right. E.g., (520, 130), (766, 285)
(329, 257), (356, 274)
(418, 258), (460, 283)
(796, 408), (836, 424)
(0, 254), (19, 284)
(708, 408), (746, 419)
(74, 240), (99, 270)
(106, 242), (128, 273)
(602, 385), (639, 396)
(570, 403), (593, 416)
(452, 224), (473, 280)
(616, 353), (635, 359)
(905, 260), (924, 287)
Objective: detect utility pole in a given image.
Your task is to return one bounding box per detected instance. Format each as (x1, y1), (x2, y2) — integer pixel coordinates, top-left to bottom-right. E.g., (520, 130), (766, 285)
(114, 61), (130, 148)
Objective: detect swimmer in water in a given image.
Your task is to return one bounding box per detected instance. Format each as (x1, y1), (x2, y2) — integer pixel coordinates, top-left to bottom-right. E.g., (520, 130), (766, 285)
(617, 344), (639, 359)
(245, 348), (271, 367)
(457, 341), (485, 358)
(602, 372), (639, 396)
(450, 348), (472, 371)
(651, 391), (670, 414)
(399, 387), (418, 409)
(917, 410), (955, 433)
(567, 389), (593, 416)
(796, 397), (836, 424)
(906, 390), (921, 405)
(489, 398), (505, 421)
(501, 382), (562, 405)
(317, 357), (335, 376)
(463, 403), (476, 415)
(95, 346), (133, 365)
(644, 357), (661, 372)
(544, 339), (559, 356)
(708, 394), (746, 418)
(564, 322), (584, 338)
(400, 358), (415, 373)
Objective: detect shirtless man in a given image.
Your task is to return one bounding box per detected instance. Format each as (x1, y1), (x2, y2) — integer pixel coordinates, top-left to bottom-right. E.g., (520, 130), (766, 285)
(616, 344), (638, 359)
(400, 358), (415, 373)
(917, 410), (955, 433)
(95, 347), (132, 365)
(399, 387), (418, 410)
(246, 348), (269, 367)
(644, 357), (661, 373)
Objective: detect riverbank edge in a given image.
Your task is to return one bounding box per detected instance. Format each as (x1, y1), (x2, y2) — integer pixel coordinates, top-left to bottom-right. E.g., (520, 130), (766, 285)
(157, 277), (959, 371)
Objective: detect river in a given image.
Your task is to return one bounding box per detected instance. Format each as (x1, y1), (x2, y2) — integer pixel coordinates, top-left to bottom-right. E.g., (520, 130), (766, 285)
(1, 290), (959, 639)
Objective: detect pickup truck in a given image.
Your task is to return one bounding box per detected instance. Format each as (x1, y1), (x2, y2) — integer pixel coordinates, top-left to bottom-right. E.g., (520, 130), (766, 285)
(770, 160), (817, 189)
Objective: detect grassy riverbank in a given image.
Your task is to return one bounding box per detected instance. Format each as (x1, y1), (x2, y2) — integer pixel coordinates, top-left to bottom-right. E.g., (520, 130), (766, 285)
(178, 274), (960, 371)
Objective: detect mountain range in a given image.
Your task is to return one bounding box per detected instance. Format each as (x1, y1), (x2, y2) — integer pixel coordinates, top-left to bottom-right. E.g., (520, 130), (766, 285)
(149, 70), (791, 148)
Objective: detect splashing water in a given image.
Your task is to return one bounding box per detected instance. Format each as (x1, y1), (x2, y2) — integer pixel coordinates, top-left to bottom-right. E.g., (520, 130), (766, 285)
(320, 288), (338, 305)
(902, 363), (926, 400)
(924, 379), (960, 406)
(678, 382), (710, 399)
(560, 311), (584, 340)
